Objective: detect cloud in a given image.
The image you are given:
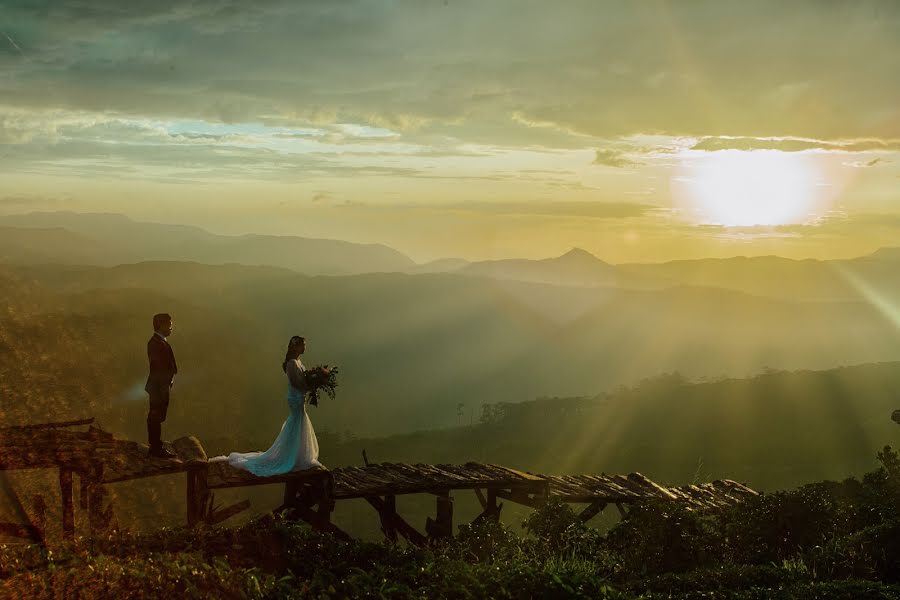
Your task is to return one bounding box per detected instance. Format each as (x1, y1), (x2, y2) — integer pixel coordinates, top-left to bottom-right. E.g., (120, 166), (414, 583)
(593, 148), (642, 168)
(391, 200), (657, 219)
(1, 0), (898, 146)
(690, 137), (900, 153)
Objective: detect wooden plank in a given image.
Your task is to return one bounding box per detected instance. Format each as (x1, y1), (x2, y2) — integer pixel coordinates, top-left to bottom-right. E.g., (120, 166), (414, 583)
(59, 468), (74, 542)
(484, 463), (546, 482)
(0, 522), (42, 540)
(372, 495), (398, 543)
(426, 492), (453, 540)
(187, 466), (211, 527)
(495, 489), (541, 509)
(579, 500), (607, 523)
(473, 488), (487, 509)
(1, 418), (95, 432)
(208, 499), (251, 525)
(364, 496), (426, 547)
(288, 503), (351, 541)
(627, 473), (679, 500)
(206, 463), (329, 490)
(471, 488), (502, 525)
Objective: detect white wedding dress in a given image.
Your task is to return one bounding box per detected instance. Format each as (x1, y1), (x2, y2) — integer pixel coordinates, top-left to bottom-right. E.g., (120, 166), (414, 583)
(211, 358), (323, 475)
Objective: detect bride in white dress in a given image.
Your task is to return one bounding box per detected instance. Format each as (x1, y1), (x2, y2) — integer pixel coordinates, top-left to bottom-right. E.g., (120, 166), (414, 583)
(211, 336), (323, 475)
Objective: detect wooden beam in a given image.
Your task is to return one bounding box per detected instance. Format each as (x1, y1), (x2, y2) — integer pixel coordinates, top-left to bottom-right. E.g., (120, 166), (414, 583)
(426, 492), (453, 541)
(615, 502), (629, 519)
(82, 464), (109, 538)
(365, 496), (426, 547)
(208, 499), (251, 526)
(0, 522), (42, 540)
(495, 489), (541, 509)
(59, 468), (74, 542)
(578, 500), (607, 523)
(31, 494), (47, 544)
(376, 495), (398, 543)
(186, 466), (211, 528)
(473, 488), (487, 509)
(2, 418), (95, 432)
(288, 503), (351, 541)
(472, 488), (502, 525)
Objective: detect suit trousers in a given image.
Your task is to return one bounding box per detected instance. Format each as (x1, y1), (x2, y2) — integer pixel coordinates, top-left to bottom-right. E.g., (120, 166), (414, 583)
(147, 387), (170, 450)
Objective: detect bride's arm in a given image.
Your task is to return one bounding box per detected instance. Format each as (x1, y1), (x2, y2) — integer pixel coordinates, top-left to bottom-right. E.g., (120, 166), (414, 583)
(286, 360), (307, 392)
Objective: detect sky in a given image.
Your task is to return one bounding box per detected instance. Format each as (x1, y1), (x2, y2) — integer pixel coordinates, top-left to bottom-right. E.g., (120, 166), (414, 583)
(1, 0), (898, 263)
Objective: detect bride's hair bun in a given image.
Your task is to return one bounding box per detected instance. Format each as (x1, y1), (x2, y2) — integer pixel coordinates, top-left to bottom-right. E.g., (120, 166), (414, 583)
(282, 335), (305, 372)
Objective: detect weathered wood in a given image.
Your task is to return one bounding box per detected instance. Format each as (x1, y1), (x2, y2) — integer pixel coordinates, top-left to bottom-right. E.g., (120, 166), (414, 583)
(59, 468), (74, 542)
(208, 499), (251, 525)
(0, 522), (42, 540)
(578, 500), (607, 523)
(207, 461), (329, 490)
(365, 496), (427, 547)
(495, 488), (542, 509)
(473, 488), (488, 509)
(186, 466), (211, 527)
(374, 495), (398, 543)
(287, 502), (351, 540)
(472, 488), (502, 525)
(172, 436), (207, 463)
(426, 492), (453, 541)
(1, 418), (95, 432)
(615, 502), (629, 519)
(1, 417), (760, 544)
(31, 494), (47, 543)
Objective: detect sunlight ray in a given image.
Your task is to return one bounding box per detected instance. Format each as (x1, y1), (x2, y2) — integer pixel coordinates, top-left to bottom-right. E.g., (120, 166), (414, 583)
(832, 264), (900, 332)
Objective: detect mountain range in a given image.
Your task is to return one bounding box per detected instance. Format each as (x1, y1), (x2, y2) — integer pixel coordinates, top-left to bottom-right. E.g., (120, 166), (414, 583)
(2, 212), (898, 305)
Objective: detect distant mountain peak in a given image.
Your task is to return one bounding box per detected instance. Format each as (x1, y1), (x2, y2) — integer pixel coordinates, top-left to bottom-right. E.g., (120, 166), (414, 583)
(555, 247), (605, 264)
(868, 246), (900, 261)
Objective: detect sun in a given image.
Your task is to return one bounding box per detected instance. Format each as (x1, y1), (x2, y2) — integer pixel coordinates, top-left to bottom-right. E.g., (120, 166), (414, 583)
(672, 150), (825, 227)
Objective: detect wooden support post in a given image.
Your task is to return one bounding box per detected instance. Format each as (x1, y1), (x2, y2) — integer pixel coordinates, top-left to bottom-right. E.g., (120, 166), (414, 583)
(290, 502), (351, 540)
(495, 489), (541, 509)
(186, 465), (211, 527)
(31, 494), (47, 543)
(365, 496), (426, 547)
(378, 495), (398, 543)
(615, 502), (629, 519)
(208, 500), (251, 526)
(283, 479), (299, 508)
(578, 500), (607, 523)
(474, 488), (487, 509)
(83, 464), (107, 537)
(426, 492), (453, 541)
(471, 488), (502, 525)
(59, 468), (74, 542)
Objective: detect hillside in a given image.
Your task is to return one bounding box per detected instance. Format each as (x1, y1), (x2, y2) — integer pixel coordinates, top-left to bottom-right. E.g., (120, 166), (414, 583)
(0, 212), (415, 275)
(319, 363), (900, 492)
(3, 260), (900, 441)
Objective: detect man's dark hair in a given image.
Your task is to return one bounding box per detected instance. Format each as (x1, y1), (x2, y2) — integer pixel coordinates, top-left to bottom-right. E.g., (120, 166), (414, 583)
(153, 313), (172, 331)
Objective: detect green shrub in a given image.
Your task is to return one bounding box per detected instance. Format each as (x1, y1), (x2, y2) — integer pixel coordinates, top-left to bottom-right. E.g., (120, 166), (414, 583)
(606, 501), (721, 577)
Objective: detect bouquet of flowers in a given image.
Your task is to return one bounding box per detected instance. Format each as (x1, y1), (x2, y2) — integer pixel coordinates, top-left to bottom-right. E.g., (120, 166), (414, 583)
(303, 365), (338, 407)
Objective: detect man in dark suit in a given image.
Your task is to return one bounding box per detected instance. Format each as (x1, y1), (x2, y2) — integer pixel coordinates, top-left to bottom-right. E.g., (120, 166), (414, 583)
(145, 313), (177, 458)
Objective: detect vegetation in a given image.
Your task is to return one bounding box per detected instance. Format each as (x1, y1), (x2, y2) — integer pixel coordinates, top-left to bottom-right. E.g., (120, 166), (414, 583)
(3, 449), (900, 598)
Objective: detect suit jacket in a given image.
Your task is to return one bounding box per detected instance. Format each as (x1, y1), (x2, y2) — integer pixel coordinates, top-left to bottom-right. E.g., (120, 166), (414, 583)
(145, 334), (178, 395)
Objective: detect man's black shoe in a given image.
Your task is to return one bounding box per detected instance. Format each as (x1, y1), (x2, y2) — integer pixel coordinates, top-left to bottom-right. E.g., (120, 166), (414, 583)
(149, 447), (176, 459)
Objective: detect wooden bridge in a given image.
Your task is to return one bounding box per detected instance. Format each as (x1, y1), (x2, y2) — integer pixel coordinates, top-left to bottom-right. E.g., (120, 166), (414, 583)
(0, 419), (757, 546)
